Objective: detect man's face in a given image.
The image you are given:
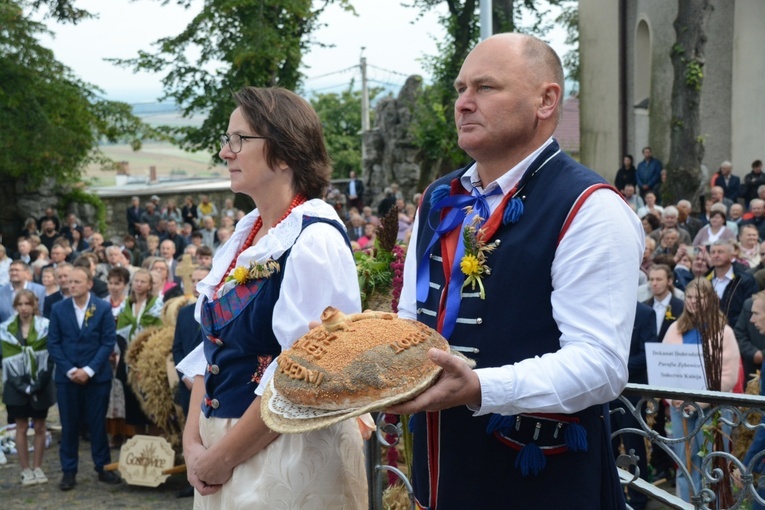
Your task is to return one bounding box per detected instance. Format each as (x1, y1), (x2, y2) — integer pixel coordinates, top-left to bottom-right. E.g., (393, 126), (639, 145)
(752, 298), (765, 334)
(740, 227), (759, 248)
(107, 249), (122, 266)
(623, 185), (635, 198)
(730, 204), (744, 220)
(8, 264), (27, 285)
(710, 245), (733, 268)
(43, 221), (55, 234)
(17, 240), (30, 255)
(56, 266), (72, 290)
(663, 214), (678, 228)
(711, 188), (723, 202)
(721, 165), (732, 176)
(197, 254), (212, 267)
(753, 203), (765, 218)
(755, 165), (763, 175)
(157, 220), (167, 232)
(182, 224), (192, 236)
(51, 246), (66, 263)
(453, 37), (543, 162)
(201, 195), (209, 204)
(139, 224), (150, 237)
(167, 221), (178, 235)
(643, 148), (652, 160)
(661, 231), (679, 247)
(190, 269), (209, 298)
(83, 226), (94, 239)
(160, 241), (175, 259)
(649, 270), (670, 298)
(45, 208), (54, 217)
(67, 268), (92, 300)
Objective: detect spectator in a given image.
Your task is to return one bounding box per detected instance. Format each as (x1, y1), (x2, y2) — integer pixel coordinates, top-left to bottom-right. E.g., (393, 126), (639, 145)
(81, 225), (95, 245)
(636, 146), (663, 198)
(199, 216), (219, 248)
(190, 231), (204, 249)
(30, 246), (49, 283)
(361, 206), (378, 226)
(358, 222), (377, 249)
(743, 199), (765, 240)
(219, 216), (235, 230)
(154, 219), (168, 240)
(121, 235), (141, 267)
(104, 266), (130, 449)
(38, 219), (59, 254)
(180, 222), (194, 246)
(182, 195), (198, 227)
(163, 219), (187, 257)
(636, 191), (664, 219)
(673, 245), (695, 292)
(68, 227), (88, 259)
(146, 257), (182, 302)
(641, 213), (660, 236)
(0, 261), (46, 322)
(220, 198), (237, 221)
(59, 214), (81, 243)
(14, 238), (33, 264)
(713, 160), (741, 203)
(162, 198), (183, 224)
(676, 199), (704, 240)
(134, 223), (151, 254)
(1, 290), (55, 486)
(140, 203), (161, 233)
(396, 199), (414, 242)
(614, 154), (637, 193)
(649, 206), (692, 246)
(195, 245), (213, 268)
(47, 266), (120, 490)
(43, 263), (73, 319)
(37, 207), (61, 232)
(216, 226), (233, 249)
(710, 185), (734, 213)
(735, 295), (765, 383)
(653, 228), (681, 257)
(347, 214), (365, 242)
(693, 210), (736, 249)
(708, 240), (758, 326)
(40, 266), (58, 297)
(0, 245), (10, 287)
(742, 160), (765, 206)
(622, 182), (645, 212)
(738, 224), (761, 268)
(159, 239), (178, 280)
(346, 170), (365, 211)
(126, 196), (142, 237)
(198, 194), (218, 219)
(377, 187), (396, 216)
(73, 255), (108, 299)
(20, 218), (39, 240)
(141, 235), (160, 264)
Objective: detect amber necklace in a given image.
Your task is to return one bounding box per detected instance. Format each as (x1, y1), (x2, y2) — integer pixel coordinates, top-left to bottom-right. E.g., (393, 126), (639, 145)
(214, 194), (306, 297)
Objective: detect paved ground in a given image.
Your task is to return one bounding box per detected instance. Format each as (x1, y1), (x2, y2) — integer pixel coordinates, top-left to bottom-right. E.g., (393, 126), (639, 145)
(0, 403), (192, 510)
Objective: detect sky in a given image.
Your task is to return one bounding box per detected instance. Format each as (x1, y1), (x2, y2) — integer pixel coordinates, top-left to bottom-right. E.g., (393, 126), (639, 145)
(38, 0), (447, 103)
(37, 1), (570, 105)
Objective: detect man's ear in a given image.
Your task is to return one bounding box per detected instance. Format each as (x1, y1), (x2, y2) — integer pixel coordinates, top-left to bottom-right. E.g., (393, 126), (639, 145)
(537, 82), (562, 121)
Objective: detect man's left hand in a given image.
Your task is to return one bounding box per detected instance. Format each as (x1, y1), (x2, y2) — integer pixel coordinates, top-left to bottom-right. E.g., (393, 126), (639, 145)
(71, 368), (90, 385)
(387, 348), (481, 414)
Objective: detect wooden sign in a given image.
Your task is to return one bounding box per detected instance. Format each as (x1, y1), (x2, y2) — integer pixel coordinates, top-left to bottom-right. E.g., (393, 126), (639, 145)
(118, 435), (176, 487)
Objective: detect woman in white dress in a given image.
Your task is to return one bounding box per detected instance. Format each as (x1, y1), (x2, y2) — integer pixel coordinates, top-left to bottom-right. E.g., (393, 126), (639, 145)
(179, 87), (367, 509)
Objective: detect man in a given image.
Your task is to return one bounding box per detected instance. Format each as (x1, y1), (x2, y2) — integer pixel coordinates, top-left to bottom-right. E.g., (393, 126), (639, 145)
(377, 187), (397, 216)
(636, 146), (663, 198)
(215, 226), (233, 250)
(742, 291), (765, 507)
(59, 214), (80, 244)
(164, 219), (187, 256)
(648, 206), (692, 245)
(742, 160), (765, 206)
(735, 295), (765, 381)
(14, 238), (32, 264)
(644, 264), (685, 341)
(710, 185), (734, 212)
(73, 255), (108, 299)
(676, 199), (703, 240)
(346, 170), (365, 211)
(44, 244), (68, 272)
(126, 196), (143, 237)
(39, 219), (60, 253)
(198, 195), (218, 218)
(47, 266), (120, 490)
(743, 199), (765, 240)
(38, 206), (61, 232)
(346, 213), (365, 242)
(390, 34), (643, 508)
(98, 246), (138, 282)
(134, 223), (151, 254)
(195, 245), (213, 267)
(707, 240), (757, 326)
(199, 216), (218, 248)
(730, 203), (746, 229)
(140, 202), (161, 234)
(609, 302), (656, 510)
(159, 239), (178, 280)
(0, 261), (46, 322)
(713, 161), (741, 203)
(622, 182), (644, 212)
(43, 263), (73, 318)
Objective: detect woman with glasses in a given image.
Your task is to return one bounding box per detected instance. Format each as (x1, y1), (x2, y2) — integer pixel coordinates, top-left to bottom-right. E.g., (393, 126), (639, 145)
(177, 87), (366, 508)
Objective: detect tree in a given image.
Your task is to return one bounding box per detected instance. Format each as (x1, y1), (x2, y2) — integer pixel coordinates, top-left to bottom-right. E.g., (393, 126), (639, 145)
(310, 84), (383, 179)
(0, 1), (152, 240)
(111, 0), (353, 158)
(664, 0), (714, 204)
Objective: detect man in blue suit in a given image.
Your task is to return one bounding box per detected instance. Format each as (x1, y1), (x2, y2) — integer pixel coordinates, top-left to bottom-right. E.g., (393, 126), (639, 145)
(713, 161), (741, 203)
(0, 261), (45, 323)
(47, 266), (120, 490)
(741, 291), (765, 509)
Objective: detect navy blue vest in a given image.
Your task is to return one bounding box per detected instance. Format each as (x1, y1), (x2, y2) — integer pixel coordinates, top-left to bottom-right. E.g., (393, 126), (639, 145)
(411, 141), (626, 509)
(200, 216), (350, 419)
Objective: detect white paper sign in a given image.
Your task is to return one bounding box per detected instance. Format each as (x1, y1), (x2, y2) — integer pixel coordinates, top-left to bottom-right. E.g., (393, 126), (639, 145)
(645, 342), (707, 390)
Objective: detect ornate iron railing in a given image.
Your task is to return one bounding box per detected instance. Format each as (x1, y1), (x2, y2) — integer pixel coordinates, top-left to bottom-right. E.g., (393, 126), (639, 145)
(367, 384), (765, 510)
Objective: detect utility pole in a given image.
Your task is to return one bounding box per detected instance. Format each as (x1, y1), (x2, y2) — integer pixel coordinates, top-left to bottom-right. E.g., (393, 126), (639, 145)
(480, 0), (493, 40)
(360, 48), (370, 166)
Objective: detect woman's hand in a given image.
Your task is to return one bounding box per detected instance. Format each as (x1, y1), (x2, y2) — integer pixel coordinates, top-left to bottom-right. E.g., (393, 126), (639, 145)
(184, 441), (222, 495)
(193, 444), (235, 487)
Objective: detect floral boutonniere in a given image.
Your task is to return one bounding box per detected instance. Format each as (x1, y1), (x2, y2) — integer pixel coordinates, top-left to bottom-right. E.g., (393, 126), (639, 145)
(665, 308), (676, 321)
(84, 304), (96, 328)
(459, 210), (497, 300)
(227, 259), (281, 286)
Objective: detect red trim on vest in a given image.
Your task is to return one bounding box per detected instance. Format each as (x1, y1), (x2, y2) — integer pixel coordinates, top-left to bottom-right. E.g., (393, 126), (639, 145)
(557, 184), (621, 245)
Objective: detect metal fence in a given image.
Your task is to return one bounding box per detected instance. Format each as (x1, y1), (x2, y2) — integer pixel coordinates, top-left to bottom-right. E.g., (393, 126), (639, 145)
(367, 383), (765, 510)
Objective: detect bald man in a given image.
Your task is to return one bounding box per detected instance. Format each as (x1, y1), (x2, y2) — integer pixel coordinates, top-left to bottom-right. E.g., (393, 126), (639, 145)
(391, 33), (642, 509)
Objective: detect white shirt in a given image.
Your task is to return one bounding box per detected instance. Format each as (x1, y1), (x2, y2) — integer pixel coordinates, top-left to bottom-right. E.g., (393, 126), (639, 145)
(712, 266), (734, 299)
(398, 138), (645, 416)
(176, 199), (361, 396)
(66, 294), (95, 379)
(652, 293), (672, 335)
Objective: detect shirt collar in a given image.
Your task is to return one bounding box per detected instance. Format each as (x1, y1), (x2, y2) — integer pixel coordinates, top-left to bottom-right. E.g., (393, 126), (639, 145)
(459, 137), (555, 195)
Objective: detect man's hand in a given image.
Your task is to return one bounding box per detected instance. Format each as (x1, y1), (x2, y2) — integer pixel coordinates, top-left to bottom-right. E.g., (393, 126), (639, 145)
(71, 368), (90, 385)
(387, 348), (481, 414)
(755, 350), (763, 365)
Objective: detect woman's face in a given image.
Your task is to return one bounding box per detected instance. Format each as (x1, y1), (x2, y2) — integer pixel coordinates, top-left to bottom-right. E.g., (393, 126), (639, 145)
(131, 273), (152, 297)
(710, 214), (724, 229)
(679, 253), (692, 267)
(685, 289), (701, 315)
(151, 263), (168, 284)
(108, 277), (126, 299)
(15, 296), (35, 320)
(148, 238), (159, 250)
(645, 193), (656, 207)
(623, 156), (632, 168)
(641, 218), (653, 234)
(41, 271), (56, 287)
(220, 107), (284, 198)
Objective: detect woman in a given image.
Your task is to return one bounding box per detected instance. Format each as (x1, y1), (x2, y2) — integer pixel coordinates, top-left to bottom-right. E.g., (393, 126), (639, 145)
(106, 266), (130, 447)
(396, 198), (413, 242)
(146, 257), (183, 301)
(614, 154), (637, 193)
(1, 290), (55, 486)
(662, 278), (740, 502)
(116, 268), (163, 431)
(40, 266), (59, 296)
(692, 210), (736, 248)
(641, 213), (661, 236)
(69, 227), (89, 257)
(178, 87), (366, 508)
(162, 198), (183, 224)
(673, 245), (695, 292)
(142, 235), (161, 262)
(20, 217), (39, 239)
(737, 224), (761, 268)
(637, 191), (665, 219)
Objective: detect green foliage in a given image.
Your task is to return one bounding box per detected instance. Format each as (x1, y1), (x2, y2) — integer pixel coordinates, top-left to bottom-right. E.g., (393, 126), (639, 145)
(59, 187), (108, 233)
(309, 84), (383, 179)
(111, 0), (354, 158)
(0, 1), (156, 187)
(685, 60), (704, 91)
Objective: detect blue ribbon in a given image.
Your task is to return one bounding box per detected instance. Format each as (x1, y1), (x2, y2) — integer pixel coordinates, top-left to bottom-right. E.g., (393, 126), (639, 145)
(416, 185), (502, 338)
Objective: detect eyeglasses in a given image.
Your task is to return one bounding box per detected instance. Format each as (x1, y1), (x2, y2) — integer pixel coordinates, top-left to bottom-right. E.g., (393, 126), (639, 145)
(219, 133), (266, 154)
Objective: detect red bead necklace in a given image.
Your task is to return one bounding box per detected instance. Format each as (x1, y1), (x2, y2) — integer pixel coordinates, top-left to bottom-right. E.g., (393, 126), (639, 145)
(214, 194), (306, 296)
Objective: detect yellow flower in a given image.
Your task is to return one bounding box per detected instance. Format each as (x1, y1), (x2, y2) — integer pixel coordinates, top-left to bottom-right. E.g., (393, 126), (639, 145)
(460, 254), (481, 277)
(232, 266), (250, 285)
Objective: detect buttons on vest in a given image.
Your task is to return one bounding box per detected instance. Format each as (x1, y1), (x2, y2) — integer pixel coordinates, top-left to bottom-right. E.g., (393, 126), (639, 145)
(210, 399), (220, 409)
(476, 318), (483, 325)
(209, 364), (220, 375)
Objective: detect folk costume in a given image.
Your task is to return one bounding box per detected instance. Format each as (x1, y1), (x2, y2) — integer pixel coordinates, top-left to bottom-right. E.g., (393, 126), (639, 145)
(1, 315), (55, 417)
(399, 138), (644, 509)
(178, 199), (367, 509)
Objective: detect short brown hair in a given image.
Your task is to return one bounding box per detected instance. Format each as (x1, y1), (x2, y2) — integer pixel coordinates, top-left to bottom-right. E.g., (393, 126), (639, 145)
(233, 87), (331, 199)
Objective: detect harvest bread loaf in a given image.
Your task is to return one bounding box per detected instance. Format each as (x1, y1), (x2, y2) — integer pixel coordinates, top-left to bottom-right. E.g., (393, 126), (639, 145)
(273, 306), (449, 411)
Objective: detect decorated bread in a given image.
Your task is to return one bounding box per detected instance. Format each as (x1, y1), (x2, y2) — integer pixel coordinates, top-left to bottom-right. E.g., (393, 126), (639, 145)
(273, 306), (449, 411)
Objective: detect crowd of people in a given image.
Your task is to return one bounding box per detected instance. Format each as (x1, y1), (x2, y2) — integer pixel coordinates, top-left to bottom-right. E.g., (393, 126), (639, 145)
(615, 151), (765, 507)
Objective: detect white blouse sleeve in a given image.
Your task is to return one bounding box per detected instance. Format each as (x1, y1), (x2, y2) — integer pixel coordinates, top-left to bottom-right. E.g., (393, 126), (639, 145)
(254, 221), (361, 395)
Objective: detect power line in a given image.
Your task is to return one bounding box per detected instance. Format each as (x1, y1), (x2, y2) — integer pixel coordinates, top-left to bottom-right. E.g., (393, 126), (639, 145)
(304, 65), (359, 81)
(367, 64), (410, 77)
